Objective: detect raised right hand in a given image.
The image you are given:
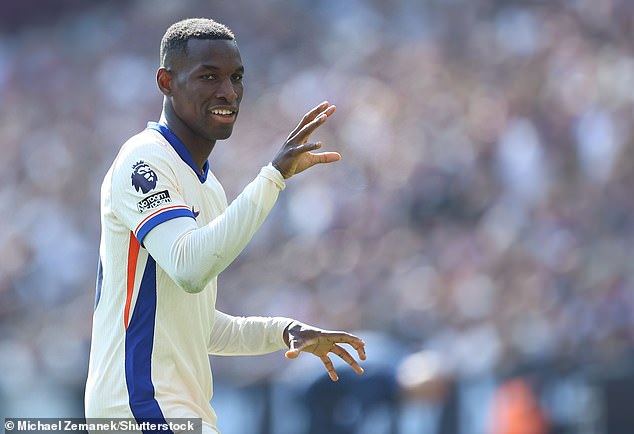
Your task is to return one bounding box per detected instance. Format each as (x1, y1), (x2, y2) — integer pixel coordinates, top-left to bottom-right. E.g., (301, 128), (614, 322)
(271, 101), (341, 179)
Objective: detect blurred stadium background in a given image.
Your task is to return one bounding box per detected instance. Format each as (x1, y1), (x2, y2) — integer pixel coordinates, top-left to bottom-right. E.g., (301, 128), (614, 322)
(2, 0), (634, 433)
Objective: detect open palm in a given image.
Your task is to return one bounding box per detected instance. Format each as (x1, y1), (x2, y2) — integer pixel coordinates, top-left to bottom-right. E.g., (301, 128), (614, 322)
(272, 101), (341, 179)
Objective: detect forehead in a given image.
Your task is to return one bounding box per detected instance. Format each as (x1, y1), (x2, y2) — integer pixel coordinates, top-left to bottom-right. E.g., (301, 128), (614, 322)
(181, 39), (242, 71)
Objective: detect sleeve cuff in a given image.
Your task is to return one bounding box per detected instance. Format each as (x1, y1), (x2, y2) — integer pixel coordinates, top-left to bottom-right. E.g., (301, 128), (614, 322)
(261, 163), (286, 191)
(270, 317), (294, 349)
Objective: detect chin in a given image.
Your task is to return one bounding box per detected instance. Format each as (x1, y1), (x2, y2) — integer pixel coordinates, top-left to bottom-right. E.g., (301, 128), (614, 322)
(212, 127), (235, 141)
(214, 131), (233, 141)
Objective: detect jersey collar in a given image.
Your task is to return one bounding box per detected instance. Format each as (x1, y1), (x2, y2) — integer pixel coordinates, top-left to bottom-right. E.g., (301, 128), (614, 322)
(146, 121), (209, 184)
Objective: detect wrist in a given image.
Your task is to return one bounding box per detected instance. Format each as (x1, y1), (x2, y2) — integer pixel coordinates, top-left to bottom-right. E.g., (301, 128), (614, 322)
(271, 160), (283, 177)
(283, 320), (303, 347)
(283, 320), (294, 347)
(271, 160), (290, 179)
(262, 164), (286, 190)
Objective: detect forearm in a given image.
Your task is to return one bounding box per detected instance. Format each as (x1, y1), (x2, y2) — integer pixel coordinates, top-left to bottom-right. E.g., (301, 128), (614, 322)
(144, 164), (284, 292)
(208, 310), (293, 355)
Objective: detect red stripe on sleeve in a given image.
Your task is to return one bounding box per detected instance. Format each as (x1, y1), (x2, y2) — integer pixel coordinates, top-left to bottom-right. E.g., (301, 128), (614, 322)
(134, 205), (191, 236)
(124, 232), (141, 329)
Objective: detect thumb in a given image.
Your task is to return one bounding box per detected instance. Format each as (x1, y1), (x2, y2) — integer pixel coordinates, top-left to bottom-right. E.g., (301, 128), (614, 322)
(312, 151), (341, 165)
(285, 339), (301, 359)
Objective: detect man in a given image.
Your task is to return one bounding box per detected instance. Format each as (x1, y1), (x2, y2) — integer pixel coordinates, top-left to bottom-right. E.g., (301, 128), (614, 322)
(85, 18), (366, 433)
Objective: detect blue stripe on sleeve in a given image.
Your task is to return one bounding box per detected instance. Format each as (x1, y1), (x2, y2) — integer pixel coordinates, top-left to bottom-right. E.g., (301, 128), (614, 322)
(94, 258), (103, 310)
(136, 208), (195, 247)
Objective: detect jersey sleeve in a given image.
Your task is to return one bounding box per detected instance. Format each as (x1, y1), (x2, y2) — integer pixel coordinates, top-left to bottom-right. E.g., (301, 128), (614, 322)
(142, 164), (285, 293)
(207, 310), (292, 356)
(109, 138), (196, 245)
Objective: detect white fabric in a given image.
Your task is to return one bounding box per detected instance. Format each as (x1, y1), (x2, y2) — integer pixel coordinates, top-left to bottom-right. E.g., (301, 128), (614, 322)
(85, 127), (292, 431)
(142, 161), (283, 293)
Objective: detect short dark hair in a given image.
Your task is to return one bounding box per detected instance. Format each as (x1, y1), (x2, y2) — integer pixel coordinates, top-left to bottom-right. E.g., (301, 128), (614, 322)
(160, 18), (235, 67)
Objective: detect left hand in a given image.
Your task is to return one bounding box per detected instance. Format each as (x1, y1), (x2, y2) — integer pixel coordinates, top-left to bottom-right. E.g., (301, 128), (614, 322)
(283, 321), (366, 381)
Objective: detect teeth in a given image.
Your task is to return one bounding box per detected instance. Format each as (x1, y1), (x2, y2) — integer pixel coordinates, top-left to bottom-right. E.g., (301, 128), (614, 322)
(210, 109), (234, 115)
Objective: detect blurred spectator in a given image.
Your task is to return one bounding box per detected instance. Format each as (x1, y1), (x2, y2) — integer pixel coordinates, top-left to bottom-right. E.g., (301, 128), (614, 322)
(488, 378), (548, 434)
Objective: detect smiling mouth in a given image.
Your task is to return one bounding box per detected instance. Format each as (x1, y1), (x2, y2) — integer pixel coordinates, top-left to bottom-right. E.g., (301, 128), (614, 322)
(208, 108), (237, 124)
(209, 108), (236, 115)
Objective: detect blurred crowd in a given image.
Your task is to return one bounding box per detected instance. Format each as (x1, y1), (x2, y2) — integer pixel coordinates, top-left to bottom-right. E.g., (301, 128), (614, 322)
(2, 0), (634, 432)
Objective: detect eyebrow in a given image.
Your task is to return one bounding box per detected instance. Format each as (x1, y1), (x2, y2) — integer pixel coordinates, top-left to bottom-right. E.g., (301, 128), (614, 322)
(199, 64), (244, 73)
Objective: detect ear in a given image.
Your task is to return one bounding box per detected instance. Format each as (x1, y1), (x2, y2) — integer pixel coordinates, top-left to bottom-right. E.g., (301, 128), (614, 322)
(157, 67), (173, 96)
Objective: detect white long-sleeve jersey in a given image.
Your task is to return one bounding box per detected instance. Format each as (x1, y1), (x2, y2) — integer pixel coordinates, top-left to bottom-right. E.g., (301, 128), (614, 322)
(85, 122), (292, 432)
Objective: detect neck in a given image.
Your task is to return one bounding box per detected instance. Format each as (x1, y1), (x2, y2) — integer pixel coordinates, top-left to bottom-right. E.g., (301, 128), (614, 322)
(160, 107), (215, 173)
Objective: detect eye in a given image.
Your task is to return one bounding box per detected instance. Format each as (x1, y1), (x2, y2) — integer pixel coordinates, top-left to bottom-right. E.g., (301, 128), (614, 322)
(232, 74), (244, 82)
(200, 74), (217, 80)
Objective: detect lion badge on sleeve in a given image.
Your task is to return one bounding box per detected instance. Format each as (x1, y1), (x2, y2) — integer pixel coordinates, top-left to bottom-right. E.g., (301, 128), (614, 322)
(131, 161), (158, 193)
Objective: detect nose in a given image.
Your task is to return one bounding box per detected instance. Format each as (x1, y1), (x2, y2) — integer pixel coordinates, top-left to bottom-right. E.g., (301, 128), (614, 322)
(215, 77), (238, 103)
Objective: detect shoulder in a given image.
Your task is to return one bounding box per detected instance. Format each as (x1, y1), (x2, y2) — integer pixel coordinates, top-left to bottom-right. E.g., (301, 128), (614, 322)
(116, 129), (174, 167)
(111, 129), (180, 178)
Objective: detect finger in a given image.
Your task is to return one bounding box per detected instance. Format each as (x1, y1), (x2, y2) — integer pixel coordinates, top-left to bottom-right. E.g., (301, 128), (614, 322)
(308, 151), (341, 165)
(285, 336), (320, 359)
(288, 101), (330, 139)
(331, 344), (365, 375)
(289, 107), (334, 144)
(319, 332), (366, 360)
(285, 349), (300, 359)
(290, 141), (323, 155)
(320, 355), (339, 382)
(285, 339), (302, 359)
(357, 342), (367, 361)
(345, 338), (367, 361)
(323, 104), (336, 118)
(319, 331), (363, 345)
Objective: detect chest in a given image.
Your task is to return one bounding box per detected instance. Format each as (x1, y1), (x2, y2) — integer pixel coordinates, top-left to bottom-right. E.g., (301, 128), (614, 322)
(177, 169), (227, 225)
